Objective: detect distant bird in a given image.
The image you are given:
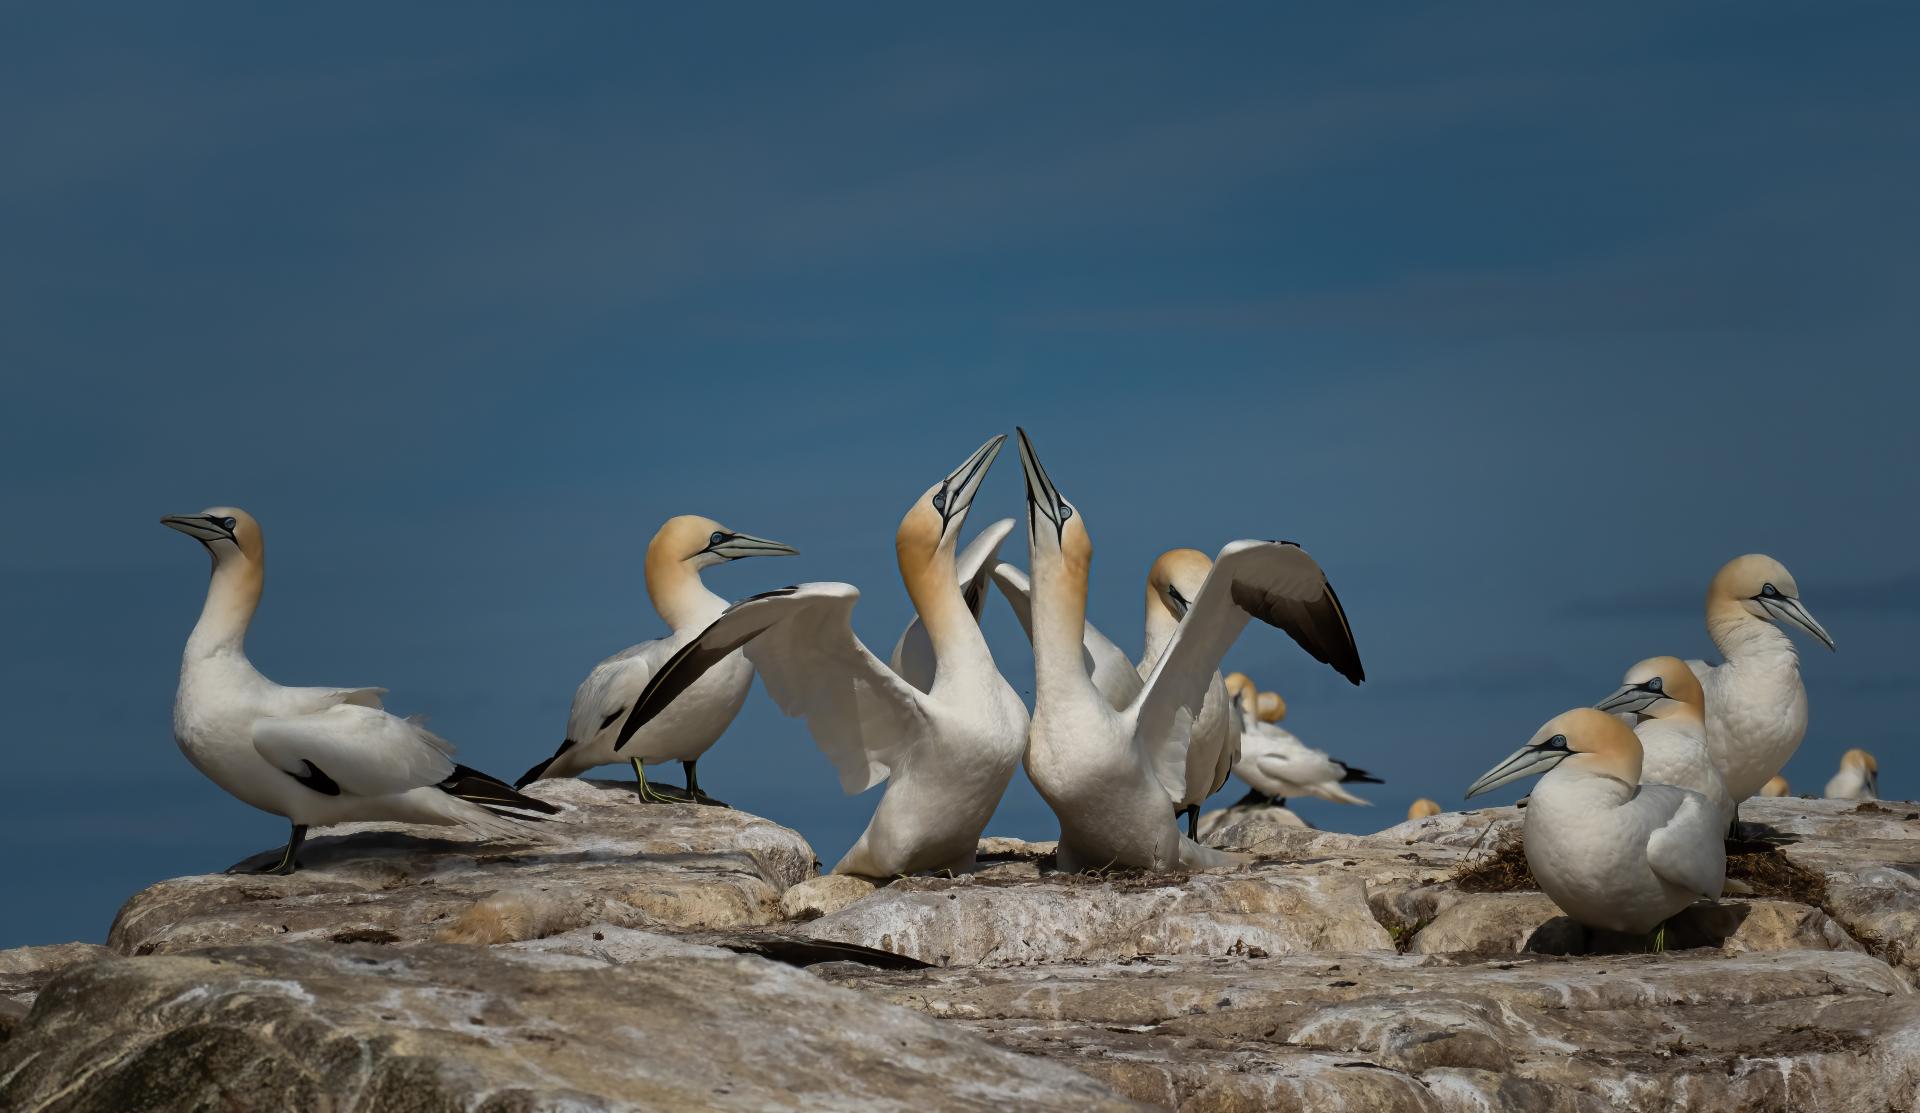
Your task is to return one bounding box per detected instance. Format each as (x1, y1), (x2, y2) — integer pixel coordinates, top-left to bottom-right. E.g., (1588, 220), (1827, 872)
(1825, 748), (1879, 801)
(1407, 798), (1442, 820)
(1594, 656), (1733, 824)
(994, 548), (1241, 840)
(1013, 428), (1364, 872)
(1467, 708), (1725, 942)
(516, 516), (798, 804)
(620, 435), (1029, 878)
(1223, 679), (1380, 807)
(164, 508), (555, 875)
(1759, 774), (1792, 797)
(1687, 555), (1834, 806)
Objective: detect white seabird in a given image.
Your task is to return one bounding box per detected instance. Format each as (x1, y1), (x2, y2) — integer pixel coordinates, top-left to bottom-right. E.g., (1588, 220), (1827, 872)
(1687, 554), (1835, 806)
(619, 435), (1029, 878)
(1222, 676), (1380, 807)
(1825, 748), (1879, 801)
(890, 517), (1017, 693)
(1593, 655), (1734, 824)
(1407, 798), (1442, 820)
(164, 508), (557, 874)
(1467, 707), (1725, 940)
(516, 515), (797, 804)
(1014, 428), (1365, 872)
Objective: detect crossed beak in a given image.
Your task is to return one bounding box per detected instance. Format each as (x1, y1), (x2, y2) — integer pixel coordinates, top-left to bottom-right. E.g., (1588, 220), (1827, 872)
(936, 433), (1006, 529)
(1465, 743), (1571, 799)
(1760, 595), (1836, 652)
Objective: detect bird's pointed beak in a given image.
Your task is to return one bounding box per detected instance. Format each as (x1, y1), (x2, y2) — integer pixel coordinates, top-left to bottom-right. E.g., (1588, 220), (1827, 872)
(1465, 744), (1571, 799)
(161, 514), (232, 543)
(937, 433), (1006, 528)
(1016, 427), (1071, 536)
(1593, 682), (1660, 717)
(708, 532), (800, 561)
(1763, 596), (1836, 651)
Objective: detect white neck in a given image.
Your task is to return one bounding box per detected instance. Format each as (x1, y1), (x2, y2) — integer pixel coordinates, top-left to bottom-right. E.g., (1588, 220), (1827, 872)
(904, 538), (997, 689)
(1707, 599), (1799, 670)
(1030, 549), (1101, 709)
(1140, 596), (1178, 673)
(186, 554), (263, 660)
(647, 558), (729, 631)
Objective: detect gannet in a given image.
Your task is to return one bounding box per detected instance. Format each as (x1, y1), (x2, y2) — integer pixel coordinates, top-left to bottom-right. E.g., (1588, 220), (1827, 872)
(164, 508), (557, 874)
(1219, 677), (1379, 806)
(1593, 655), (1734, 823)
(1408, 798), (1442, 820)
(1014, 428), (1365, 872)
(1466, 708), (1725, 939)
(1688, 554), (1835, 805)
(1759, 774), (1791, 797)
(515, 516), (797, 804)
(890, 518), (1016, 692)
(1825, 748), (1879, 801)
(619, 435), (1029, 878)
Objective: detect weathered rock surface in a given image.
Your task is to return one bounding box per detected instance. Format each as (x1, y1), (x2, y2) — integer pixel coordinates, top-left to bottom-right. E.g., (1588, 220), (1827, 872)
(0, 940), (1148, 1112)
(819, 949), (1920, 1111)
(1197, 800), (1308, 845)
(108, 779), (818, 955)
(0, 942), (114, 1039)
(1743, 796), (1920, 971)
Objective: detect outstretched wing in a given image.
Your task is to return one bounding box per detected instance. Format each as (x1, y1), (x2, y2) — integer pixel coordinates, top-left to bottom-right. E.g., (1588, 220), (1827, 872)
(891, 518), (1016, 692)
(1645, 786), (1727, 899)
(990, 562), (1142, 709)
(252, 704), (456, 798)
(619, 583), (930, 794)
(1133, 540), (1364, 800)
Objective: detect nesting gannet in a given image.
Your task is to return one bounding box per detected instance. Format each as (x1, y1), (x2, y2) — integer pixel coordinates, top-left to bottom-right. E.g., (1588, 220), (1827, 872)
(619, 435), (1029, 878)
(1688, 555), (1834, 805)
(516, 516), (797, 804)
(164, 509), (557, 874)
(1825, 748), (1879, 801)
(1467, 708), (1725, 939)
(890, 518), (1016, 693)
(1014, 428), (1365, 872)
(1593, 656), (1734, 824)
(1408, 798), (1442, 820)
(1759, 774), (1791, 797)
(994, 549), (1244, 838)
(1225, 683), (1381, 806)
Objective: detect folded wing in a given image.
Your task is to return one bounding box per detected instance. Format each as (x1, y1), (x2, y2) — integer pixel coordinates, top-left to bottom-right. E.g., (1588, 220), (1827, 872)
(252, 704), (456, 797)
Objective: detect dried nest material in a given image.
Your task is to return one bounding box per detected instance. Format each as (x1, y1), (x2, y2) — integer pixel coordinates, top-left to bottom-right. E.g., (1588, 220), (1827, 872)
(1726, 843), (1828, 904)
(1447, 829), (1828, 905)
(1450, 828), (1537, 892)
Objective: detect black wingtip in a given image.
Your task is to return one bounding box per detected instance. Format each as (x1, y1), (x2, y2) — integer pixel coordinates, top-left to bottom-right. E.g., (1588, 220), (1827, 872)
(448, 763), (562, 815)
(1341, 765), (1384, 785)
(513, 740), (574, 790)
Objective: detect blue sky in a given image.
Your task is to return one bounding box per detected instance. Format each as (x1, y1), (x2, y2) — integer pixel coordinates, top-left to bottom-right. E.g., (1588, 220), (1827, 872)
(3, 5), (1915, 947)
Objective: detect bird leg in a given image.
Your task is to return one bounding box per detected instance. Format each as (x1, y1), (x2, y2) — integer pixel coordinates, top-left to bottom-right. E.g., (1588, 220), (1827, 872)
(631, 758), (693, 804)
(683, 759), (729, 808)
(1184, 804), (1201, 841)
(1650, 919), (1669, 953)
(230, 823), (307, 876)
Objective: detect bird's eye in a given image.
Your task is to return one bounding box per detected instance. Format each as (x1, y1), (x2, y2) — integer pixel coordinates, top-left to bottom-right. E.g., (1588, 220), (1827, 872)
(1646, 677), (1663, 692)
(932, 490), (947, 512)
(710, 532), (727, 546)
(1060, 503), (1073, 522)
(221, 517), (237, 530)
(1541, 733), (1569, 752)
(1761, 583), (1779, 598)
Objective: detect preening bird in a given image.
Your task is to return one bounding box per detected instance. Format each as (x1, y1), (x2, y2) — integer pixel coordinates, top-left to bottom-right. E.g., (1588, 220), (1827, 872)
(1825, 748), (1879, 801)
(1593, 656), (1733, 824)
(164, 508), (555, 875)
(516, 516), (797, 804)
(1688, 555), (1834, 806)
(1467, 708), (1725, 940)
(1223, 676), (1380, 807)
(1014, 427), (1364, 872)
(619, 435), (1030, 878)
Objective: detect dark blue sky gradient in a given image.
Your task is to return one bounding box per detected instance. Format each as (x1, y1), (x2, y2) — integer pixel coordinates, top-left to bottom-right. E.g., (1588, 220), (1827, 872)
(3, 5), (1916, 946)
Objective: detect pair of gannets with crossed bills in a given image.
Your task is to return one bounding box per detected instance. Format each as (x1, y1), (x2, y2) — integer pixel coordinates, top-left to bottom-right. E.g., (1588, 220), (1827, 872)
(164, 509), (557, 874)
(1826, 749), (1879, 800)
(1593, 656), (1733, 824)
(1468, 708), (1726, 938)
(516, 516), (797, 803)
(621, 435), (1029, 878)
(992, 548), (1246, 839)
(1221, 674), (1380, 807)
(1013, 428), (1365, 872)
(1687, 554), (1834, 806)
